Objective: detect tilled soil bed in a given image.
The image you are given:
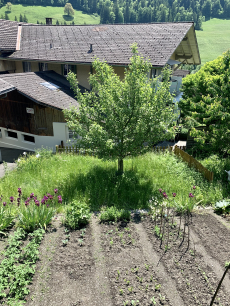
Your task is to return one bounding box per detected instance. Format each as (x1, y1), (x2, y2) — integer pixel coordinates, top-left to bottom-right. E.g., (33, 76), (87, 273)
(25, 210), (230, 306)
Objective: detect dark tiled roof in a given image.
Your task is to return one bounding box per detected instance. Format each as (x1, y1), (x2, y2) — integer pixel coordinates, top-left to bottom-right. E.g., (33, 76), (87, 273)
(0, 71), (80, 110)
(0, 19), (20, 51)
(173, 69), (190, 77)
(7, 23), (193, 67)
(0, 78), (15, 94)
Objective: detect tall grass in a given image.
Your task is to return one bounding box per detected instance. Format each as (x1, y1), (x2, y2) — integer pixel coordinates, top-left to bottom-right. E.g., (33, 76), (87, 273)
(0, 151), (224, 212)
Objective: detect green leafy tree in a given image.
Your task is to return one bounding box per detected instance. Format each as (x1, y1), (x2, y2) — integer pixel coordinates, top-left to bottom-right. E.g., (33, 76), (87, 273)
(64, 45), (176, 172)
(6, 2), (12, 10)
(15, 16), (18, 21)
(64, 2), (75, 16)
(179, 51), (230, 155)
(19, 13), (23, 22)
(23, 13), (28, 23)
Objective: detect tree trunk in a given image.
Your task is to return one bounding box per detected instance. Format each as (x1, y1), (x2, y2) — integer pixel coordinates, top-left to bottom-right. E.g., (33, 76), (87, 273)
(118, 158), (124, 173)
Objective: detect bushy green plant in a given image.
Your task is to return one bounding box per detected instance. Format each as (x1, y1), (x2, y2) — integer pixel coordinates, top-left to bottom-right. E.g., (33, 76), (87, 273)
(18, 204), (55, 232)
(64, 200), (91, 229)
(100, 206), (131, 222)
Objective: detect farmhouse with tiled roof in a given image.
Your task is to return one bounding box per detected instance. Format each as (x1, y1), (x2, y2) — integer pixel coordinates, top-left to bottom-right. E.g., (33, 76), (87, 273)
(0, 19), (200, 161)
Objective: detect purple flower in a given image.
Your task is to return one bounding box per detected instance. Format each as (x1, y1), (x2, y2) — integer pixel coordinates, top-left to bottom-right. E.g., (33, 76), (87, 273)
(47, 193), (51, 198)
(193, 186), (196, 190)
(46, 204), (49, 208)
(35, 200), (40, 206)
(17, 198), (20, 202)
(159, 189), (162, 193)
(33, 196), (37, 201)
(172, 193), (176, 197)
(30, 193), (34, 198)
(41, 198), (45, 204)
(189, 193), (194, 198)
(58, 196), (62, 204)
(163, 192), (168, 199)
(3, 202), (6, 206)
(43, 195), (49, 202)
(49, 195), (54, 200)
(18, 188), (22, 194)
(25, 201), (29, 206)
(9, 196), (14, 202)
(54, 188), (58, 194)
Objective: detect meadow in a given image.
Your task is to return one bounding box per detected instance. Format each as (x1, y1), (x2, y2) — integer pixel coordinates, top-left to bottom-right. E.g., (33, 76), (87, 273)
(196, 18), (230, 64)
(0, 4), (100, 25)
(0, 150), (224, 212)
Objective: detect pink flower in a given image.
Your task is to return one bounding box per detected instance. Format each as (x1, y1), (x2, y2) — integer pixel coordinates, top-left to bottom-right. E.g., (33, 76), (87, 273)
(25, 201), (29, 206)
(172, 193), (176, 197)
(35, 200), (40, 206)
(58, 195), (62, 203)
(54, 188), (58, 194)
(30, 193), (34, 198)
(159, 189), (162, 193)
(189, 193), (194, 198)
(18, 188), (22, 194)
(9, 196), (14, 202)
(193, 186), (196, 190)
(41, 198), (45, 204)
(3, 202), (6, 206)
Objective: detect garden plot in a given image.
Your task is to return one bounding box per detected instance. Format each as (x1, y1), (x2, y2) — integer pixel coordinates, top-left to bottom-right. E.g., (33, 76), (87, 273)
(18, 211), (230, 306)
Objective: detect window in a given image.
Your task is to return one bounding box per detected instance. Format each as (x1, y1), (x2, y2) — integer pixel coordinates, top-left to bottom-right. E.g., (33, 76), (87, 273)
(6, 131), (18, 139)
(22, 62), (31, 72)
(63, 64), (76, 76)
(39, 63), (48, 71)
(151, 69), (156, 79)
(23, 134), (35, 143)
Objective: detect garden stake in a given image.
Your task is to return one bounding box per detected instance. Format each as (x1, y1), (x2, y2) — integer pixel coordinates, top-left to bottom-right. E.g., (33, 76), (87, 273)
(171, 208), (175, 227)
(182, 213), (186, 243)
(210, 262), (230, 306)
(159, 206), (164, 236)
(187, 210), (190, 250)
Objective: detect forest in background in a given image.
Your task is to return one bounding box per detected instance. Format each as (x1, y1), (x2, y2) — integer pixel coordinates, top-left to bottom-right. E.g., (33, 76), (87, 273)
(0, 0), (230, 29)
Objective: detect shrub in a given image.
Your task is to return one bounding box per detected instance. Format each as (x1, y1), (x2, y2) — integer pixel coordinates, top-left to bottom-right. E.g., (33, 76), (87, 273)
(64, 200), (91, 229)
(214, 200), (230, 215)
(100, 206), (131, 222)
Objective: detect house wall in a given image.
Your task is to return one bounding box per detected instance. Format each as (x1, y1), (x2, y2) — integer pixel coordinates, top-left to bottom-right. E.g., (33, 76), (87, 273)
(0, 90), (65, 136)
(113, 66), (125, 79)
(0, 60), (16, 73)
(0, 122), (68, 153)
(76, 64), (91, 89)
(47, 62), (62, 75)
(15, 61), (23, 73)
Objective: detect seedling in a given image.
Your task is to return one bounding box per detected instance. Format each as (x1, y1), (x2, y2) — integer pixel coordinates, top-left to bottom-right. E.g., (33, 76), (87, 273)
(123, 301), (129, 306)
(131, 300), (139, 306)
(110, 239), (113, 246)
(119, 289), (124, 295)
(145, 284), (149, 291)
(128, 286), (133, 293)
(150, 275), (154, 282)
(78, 239), (83, 246)
(117, 270), (120, 277)
(145, 264), (150, 271)
(159, 293), (165, 301)
(62, 239), (68, 246)
(155, 283), (161, 291)
(150, 296), (157, 305)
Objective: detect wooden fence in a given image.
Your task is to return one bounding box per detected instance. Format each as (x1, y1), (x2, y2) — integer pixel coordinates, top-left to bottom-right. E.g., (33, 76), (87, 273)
(173, 145), (214, 182)
(56, 144), (214, 182)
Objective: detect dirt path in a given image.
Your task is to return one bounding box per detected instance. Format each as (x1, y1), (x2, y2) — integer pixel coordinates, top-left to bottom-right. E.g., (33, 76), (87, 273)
(23, 210), (230, 306)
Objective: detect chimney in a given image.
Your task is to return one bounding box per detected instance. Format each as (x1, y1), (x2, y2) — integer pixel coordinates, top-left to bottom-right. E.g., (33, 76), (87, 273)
(89, 43), (93, 53)
(46, 18), (52, 25)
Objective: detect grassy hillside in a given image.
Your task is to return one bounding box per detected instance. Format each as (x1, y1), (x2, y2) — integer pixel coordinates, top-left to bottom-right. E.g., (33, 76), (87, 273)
(0, 4), (100, 25)
(196, 18), (230, 64)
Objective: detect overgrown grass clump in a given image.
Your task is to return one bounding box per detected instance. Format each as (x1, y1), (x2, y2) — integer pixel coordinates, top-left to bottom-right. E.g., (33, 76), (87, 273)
(0, 151), (225, 217)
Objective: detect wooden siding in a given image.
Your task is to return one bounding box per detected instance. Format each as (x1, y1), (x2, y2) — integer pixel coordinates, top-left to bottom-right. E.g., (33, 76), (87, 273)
(0, 90), (65, 136)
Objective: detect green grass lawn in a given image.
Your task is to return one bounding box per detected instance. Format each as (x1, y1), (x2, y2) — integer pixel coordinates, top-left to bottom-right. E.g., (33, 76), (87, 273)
(0, 150), (225, 212)
(0, 4), (100, 25)
(196, 18), (230, 64)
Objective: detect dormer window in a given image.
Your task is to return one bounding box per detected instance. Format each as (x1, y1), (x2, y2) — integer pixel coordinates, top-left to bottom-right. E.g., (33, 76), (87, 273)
(23, 62), (31, 72)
